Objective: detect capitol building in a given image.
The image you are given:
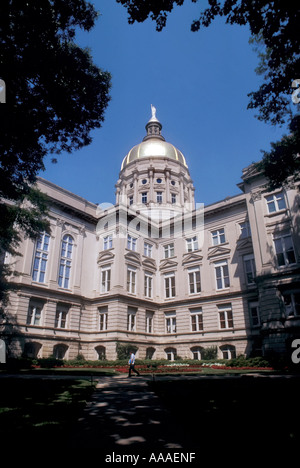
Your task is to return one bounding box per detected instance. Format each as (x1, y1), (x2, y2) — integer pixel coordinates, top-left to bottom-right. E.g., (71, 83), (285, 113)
(3, 107), (300, 361)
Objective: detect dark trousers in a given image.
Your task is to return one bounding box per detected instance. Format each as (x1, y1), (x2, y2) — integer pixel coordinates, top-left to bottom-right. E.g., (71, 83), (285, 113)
(128, 364), (140, 377)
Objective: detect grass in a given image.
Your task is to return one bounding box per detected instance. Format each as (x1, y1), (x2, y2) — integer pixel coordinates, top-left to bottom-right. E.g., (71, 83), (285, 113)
(0, 377), (95, 449)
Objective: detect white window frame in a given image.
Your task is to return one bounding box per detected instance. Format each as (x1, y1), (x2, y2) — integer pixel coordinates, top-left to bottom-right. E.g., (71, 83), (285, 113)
(221, 346), (236, 359)
(218, 304), (234, 329)
(101, 265), (111, 293)
(58, 234), (73, 289)
(188, 267), (201, 294)
(142, 192), (148, 204)
(103, 234), (113, 250)
(243, 254), (256, 285)
(146, 310), (154, 334)
(190, 308), (203, 332)
(164, 243), (175, 258)
(144, 242), (153, 257)
(99, 306), (108, 331)
(215, 260), (230, 290)
(164, 272), (176, 298)
(165, 348), (177, 361)
(171, 193), (176, 204)
(55, 306), (68, 329)
(211, 228), (226, 246)
(144, 272), (153, 298)
(186, 236), (198, 252)
(127, 266), (136, 294)
(192, 347), (202, 360)
(156, 191), (163, 203)
(27, 304), (42, 326)
(165, 312), (176, 334)
(273, 232), (296, 267)
(127, 307), (136, 332)
(32, 232), (50, 283)
(266, 192), (286, 213)
(127, 234), (137, 251)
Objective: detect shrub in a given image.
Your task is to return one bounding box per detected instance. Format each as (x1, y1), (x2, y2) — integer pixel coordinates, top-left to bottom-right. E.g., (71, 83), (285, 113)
(201, 346), (218, 360)
(116, 342), (138, 360)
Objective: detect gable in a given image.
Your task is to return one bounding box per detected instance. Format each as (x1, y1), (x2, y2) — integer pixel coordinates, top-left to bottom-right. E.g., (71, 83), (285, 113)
(182, 253), (203, 266)
(207, 246), (231, 259)
(159, 259), (178, 271)
(97, 251), (115, 264)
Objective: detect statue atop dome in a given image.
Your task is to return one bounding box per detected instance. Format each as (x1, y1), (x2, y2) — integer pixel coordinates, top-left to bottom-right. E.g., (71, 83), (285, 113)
(151, 104), (157, 119)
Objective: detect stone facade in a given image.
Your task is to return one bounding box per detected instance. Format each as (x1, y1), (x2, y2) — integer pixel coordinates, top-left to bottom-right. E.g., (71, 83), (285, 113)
(2, 112), (300, 361)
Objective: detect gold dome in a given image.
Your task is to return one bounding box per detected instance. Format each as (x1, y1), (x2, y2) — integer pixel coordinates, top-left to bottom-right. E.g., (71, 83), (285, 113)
(121, 106), (188, 170)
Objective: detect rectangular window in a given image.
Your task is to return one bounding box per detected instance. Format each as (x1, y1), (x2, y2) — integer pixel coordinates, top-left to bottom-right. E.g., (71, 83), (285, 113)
(282, 292), (300, 317)
(218, 304), (233, 329)
(101, 265), (111, 293)
(27, 303), (43, 326)
(215, 260), (230, 290)
(55, 306), (68, 329)
(144, 272), (153, 298)
(188, 267), (201, 294)
(165, 311), (176, 334)
(243, 254), (256, 285)
(127, 307), (136, 332)
(32, 232), (50, 283)
(212, 228), (226, 246)
(164, 272), (175, 298)
(127, 266), (136, 294)
(127, 235), (137, 251)
(239, 221), (251, 239)
(186, 236), (198, 252)
(171, 193), (176, 204)
(266, 192), (286, 213)
(142, 192), (147, 204)
(144, 242), (153, 257)
(129, 196), (133, 206)
(99, 306), (108, 331)
(249, 301), (260, 327)
(190, 308), (203, 332)
(164, 243), (174, 258)
(156, 192), (163, 203)
(146, 310), (154, 333)
(273, 232), (296, 267)
(103, 235), (113, 250)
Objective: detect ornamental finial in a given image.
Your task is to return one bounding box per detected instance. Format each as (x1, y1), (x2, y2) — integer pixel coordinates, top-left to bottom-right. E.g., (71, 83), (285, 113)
(151, 104), (157, 119)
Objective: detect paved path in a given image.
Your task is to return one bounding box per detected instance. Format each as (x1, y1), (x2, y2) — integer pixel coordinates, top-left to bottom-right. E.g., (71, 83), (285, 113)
(66, 374), (198, 463)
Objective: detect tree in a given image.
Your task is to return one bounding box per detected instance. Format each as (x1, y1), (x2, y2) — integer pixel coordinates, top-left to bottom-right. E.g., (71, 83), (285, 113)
(0, 0), (111, 302)
(117, 0), (299, 188)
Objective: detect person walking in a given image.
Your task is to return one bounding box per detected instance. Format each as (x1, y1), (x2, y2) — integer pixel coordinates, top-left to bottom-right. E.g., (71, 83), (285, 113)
(128, 351), (140, 377)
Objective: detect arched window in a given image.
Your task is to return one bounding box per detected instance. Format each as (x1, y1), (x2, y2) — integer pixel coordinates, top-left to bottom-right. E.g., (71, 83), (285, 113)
(53, 344), (68, 360)
(95, 345), (106, 360)
(23, 342), (42, 359)
(220, 345), (236, 360)
(165, 347), (177, 361)
(146, 347), (155, 360)
(32, 232), (50, 283)
(58, 235), (73, 289)
(191, 346), (203, 360)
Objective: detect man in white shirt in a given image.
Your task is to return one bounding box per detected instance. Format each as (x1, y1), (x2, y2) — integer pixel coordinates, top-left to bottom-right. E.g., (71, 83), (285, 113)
(128, 351), (140, 377)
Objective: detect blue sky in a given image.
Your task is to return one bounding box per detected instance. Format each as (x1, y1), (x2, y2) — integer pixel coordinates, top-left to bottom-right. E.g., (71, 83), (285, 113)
(40, 0), (286, 207)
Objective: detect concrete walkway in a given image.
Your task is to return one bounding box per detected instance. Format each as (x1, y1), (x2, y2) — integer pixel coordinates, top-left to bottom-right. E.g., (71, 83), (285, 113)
(66, 374), (198, 463)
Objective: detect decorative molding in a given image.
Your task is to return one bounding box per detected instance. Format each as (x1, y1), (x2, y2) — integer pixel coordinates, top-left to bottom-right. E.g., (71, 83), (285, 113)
(182, 253), (203, 266)
(97, 251), (115, 264)
(159, 259), (178, 271)
(207, 246), (231, 259)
